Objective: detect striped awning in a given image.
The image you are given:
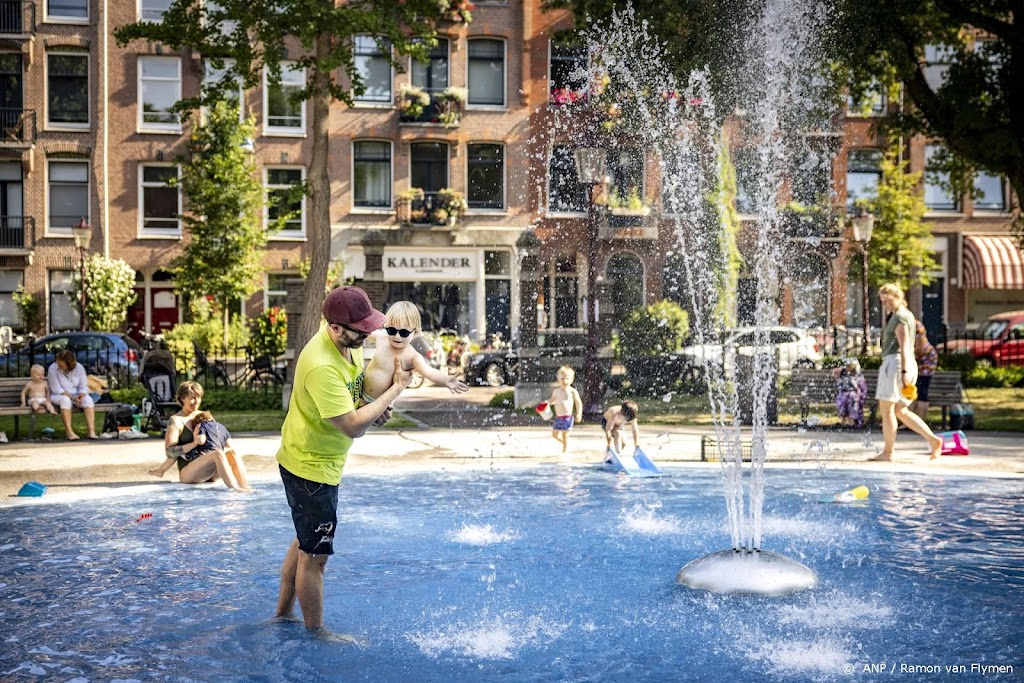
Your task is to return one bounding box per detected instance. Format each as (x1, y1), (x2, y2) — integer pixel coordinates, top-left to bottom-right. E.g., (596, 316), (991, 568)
(962, 236), (1024, 289)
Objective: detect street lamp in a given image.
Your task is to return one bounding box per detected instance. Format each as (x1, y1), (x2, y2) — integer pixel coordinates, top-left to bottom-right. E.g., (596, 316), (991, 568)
(72, 217), (93, 331)
(574, 146), (606, 421)
(849, 207), (875, 355)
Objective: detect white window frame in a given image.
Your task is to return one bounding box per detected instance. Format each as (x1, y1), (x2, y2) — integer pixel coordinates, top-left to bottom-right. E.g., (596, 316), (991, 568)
(138, 162), (182, 237)
(264, 272), (292, 310)
(45, 159), (90, 237)
(44, 0), (88, 23)
(466, 38), (507, 109)
(263, 62), (306, 137)
(465, 141), (506, 212)
(972, 173), (1007, 214)
(202, 58), (245, 122)
(352, 35), (394, 107)
(137, 56), (182, 133)
(265, 165), (306, 240)
(923, 44), (954, 92)
(846, 79), (887, 118)
(138, 0), (172, 22)
(45, 51), (90, 130)
(351, 139), (394, 213)
(924, 144), (959, 214)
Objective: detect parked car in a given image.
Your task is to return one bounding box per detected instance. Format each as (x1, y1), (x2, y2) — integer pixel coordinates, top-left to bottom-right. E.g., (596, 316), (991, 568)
(0, 332), (141, 386)
(675, 326), (823, 377)
(464, 348), (520, 387)
(941, 310), (1024, 367)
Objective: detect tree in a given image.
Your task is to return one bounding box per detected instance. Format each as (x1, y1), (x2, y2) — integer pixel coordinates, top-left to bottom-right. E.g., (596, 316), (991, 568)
(115, 0), (453, 376)
(866, 147), (938, 288)
(171, 100), (268, 321)
(77, 255), (138, 332)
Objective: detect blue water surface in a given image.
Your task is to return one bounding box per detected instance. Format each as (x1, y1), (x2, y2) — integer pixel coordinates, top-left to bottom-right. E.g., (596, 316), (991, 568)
(1, 467), (1022, 682)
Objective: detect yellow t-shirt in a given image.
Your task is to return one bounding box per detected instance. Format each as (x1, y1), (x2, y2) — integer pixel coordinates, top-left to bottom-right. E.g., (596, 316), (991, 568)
(277, 328), (365, 485)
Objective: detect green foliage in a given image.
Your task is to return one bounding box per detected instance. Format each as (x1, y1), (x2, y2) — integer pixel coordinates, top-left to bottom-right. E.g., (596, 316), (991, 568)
(74, 256), (137, 332)
(714, 136), (743, 329)
(866, 147), (938, 289)
(172, 101), (267, 311)
(110, 385), (147, 406)
(202, 387), (283, 411)
(250, 307), (288, 358)
(937, 352), (976, 374)
(965, 365), (1024, 389)
(858, 354), (883, 370)
(618, 299), (690, 356)
(488, 390), (515, 408)
(11, 286), (43, 334)
(162, 328), (197, 375)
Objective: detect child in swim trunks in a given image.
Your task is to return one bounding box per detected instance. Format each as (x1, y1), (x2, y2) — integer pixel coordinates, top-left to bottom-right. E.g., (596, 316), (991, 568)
(362, 301), (468, 403)
(21, 364), (58, 415)
(602, 400), (640, 456)
(547, 365), (582, 453)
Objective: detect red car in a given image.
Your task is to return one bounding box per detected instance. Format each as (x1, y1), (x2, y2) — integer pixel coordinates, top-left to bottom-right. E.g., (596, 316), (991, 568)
(943, 310), (1024, 367)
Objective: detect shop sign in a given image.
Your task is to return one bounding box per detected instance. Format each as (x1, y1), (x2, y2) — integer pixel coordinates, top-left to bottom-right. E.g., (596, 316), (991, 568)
(383, 249), (479, 281)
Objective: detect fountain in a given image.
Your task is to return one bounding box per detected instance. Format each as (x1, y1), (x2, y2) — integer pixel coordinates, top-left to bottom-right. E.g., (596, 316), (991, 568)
(558, 0), (837, 594)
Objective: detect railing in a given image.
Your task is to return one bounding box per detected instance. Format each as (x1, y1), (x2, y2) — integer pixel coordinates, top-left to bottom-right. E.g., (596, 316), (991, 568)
(0, 215), (34, 250)
(0, 341), (139, 387)
(0, 108), (35, 144)
(0, 0), (34, 33)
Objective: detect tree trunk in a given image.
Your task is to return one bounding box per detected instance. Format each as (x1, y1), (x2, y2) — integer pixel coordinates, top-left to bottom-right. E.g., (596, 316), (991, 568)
(1010, 173), (1024, 253)
(291, 31), (333, 378)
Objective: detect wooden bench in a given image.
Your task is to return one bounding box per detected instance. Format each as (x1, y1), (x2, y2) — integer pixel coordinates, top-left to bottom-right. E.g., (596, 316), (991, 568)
(785, 368), (964, 429)
(0, 376), (121, 439)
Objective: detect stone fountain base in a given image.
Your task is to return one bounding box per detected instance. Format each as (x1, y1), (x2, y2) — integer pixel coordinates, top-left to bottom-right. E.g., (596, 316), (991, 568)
(677, 549), (817, 596)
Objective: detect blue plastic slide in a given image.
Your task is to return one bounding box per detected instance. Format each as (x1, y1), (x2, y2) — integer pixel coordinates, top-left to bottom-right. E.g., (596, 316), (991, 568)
(605, 447), (667, 478)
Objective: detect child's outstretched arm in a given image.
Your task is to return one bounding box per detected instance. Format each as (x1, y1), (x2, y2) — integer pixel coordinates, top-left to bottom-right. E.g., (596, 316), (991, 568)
(411, 351), (468, 393)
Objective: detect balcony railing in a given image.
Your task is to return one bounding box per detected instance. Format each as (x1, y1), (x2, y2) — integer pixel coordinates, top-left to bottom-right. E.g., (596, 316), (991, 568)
(598, 207), (659, 240)
(0, 0), (33, 33)
(0, 216), (36, 251)
(0, 108), (35, 145)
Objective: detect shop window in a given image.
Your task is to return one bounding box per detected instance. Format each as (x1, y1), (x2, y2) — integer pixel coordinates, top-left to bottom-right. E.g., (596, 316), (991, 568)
(467, 39), (504, 106)
(353, 141), (392, 208)
(0, 270), (23, 328)
(467, 143), (504, 210)
(266, 167), (305, 235)
(353, 36), (392, 104)
(264, 62), (305, 134)
(845, 149), (881, 209)
(48, 52), (89, 126)
(139, 164), (180, 234)
(49, 270), (78, 331)
(138, 56), (181, 131)
(47, 160), (89, 233)
(485, 250), (511, 341)
(924, 145), (957, 211)
(973, 172), (1006, 211)
(548, 144), (584, 213)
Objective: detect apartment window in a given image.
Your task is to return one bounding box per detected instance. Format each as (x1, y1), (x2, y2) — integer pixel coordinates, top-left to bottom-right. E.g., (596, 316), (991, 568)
(204, 0), (238, 35)
(138, 56), (181, 130)
(47, 160), (88, 232)
(467, 39), (505, 106)
(140, 0), (172, 22)
(549, 42), (585, 99)
(353, 36), (392, 104)
(46, 0), (87, 20)
(266, 273), (290, 310)
(203, 58), (243, 117)
(467, 143), (504, 210)
(484, 250), (511, 341)
(542, 254), (578, 329)
(548, 144), (584, 213)
(733, 148), (758, 215)
(47, 53), (88, 126)
(845, 149), (882, 209)
(411, 37), (449, 121)
(49, 270), (79, 331)
(353, 141), (391, 208)
(606, 148), (644, 205)
(924, 44), (954, 91)
(974, 172), (1007, 212)
(266, 167), (305, 235)
(139, 164), (180, 233)
(847, 79), (886, 116)
(924, 144), (957, 211)
(0, 271), (23, 328)
(410, 142), (448, 196)
(265, 62), (305, 133)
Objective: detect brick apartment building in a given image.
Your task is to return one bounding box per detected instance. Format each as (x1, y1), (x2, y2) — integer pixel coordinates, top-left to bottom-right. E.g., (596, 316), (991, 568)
(1, 0), (1020, 347)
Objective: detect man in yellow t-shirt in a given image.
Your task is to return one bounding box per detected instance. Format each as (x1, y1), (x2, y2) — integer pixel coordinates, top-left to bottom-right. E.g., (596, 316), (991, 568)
(274, 286), (412, 636)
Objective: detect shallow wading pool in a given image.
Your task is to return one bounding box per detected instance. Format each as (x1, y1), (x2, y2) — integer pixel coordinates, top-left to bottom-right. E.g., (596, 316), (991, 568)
(1, 468), (1022, 682)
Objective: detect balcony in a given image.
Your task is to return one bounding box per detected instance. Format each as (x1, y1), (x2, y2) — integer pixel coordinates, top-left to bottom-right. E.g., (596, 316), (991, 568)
(598, 207), (659, 240)
(0, 108), (35, 146)
(0, 216), (36, 254)
(396, 188), (466, 228)
(398, 86), (465, 128)
(0, 0), (34, 34)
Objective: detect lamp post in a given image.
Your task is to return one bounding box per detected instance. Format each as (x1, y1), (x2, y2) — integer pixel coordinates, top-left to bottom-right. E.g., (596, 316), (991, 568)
(72, 217), (93, 331)
(849, 208), (875, 355)
(574, 147), (606, 421)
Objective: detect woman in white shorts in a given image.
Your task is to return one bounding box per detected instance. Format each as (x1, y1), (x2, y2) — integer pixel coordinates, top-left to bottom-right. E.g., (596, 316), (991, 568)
(870, 283), (943, 462)
(47, 349), (99, 440)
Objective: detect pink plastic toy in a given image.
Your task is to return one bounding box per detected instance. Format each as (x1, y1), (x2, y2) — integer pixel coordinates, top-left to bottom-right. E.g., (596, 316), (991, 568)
(938, 431), (969, 456)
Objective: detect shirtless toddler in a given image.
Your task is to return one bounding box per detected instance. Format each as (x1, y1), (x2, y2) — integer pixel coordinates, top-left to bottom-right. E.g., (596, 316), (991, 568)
(547, 365), (582, 453)
(21, 364), (58, 415)
(362, 301), (468, 401)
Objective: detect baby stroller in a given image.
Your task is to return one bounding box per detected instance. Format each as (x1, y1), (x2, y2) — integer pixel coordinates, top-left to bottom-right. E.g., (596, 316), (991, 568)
(140, 349), (180, 432)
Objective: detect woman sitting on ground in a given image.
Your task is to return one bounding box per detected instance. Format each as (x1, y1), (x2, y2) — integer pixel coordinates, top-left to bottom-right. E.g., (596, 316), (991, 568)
(47, 349), (99, 440)
(150, 380), (252, 492)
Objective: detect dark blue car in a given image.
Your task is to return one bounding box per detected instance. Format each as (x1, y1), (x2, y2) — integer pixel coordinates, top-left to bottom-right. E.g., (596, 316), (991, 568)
(0, 332), (141, 386)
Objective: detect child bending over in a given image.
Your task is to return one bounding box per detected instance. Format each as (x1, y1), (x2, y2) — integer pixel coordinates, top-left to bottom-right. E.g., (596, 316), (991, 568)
(602, 400), (640, 455)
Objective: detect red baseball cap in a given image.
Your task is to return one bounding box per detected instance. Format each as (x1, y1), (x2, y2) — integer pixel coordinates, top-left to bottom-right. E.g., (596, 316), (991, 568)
(322, 286), (386, 334)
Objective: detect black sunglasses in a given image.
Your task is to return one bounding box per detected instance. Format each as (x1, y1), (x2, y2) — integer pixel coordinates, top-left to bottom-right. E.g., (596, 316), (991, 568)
(331, 322), (367, 336)
(385, 327), (413, 338)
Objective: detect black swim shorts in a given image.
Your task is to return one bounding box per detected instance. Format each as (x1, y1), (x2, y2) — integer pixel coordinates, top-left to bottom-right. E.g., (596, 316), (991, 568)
(280, 465), (339, 556)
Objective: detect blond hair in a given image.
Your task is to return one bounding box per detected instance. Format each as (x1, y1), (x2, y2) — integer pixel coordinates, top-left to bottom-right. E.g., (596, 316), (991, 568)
(385, 301), (422, 330)
(556, 365), (575, 382)
(879, 283), (906, 308)
(30, 364), (45, 377)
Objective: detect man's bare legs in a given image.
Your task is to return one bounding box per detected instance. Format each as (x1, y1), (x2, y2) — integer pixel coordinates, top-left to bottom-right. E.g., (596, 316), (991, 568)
(275, 538), (328, 630)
